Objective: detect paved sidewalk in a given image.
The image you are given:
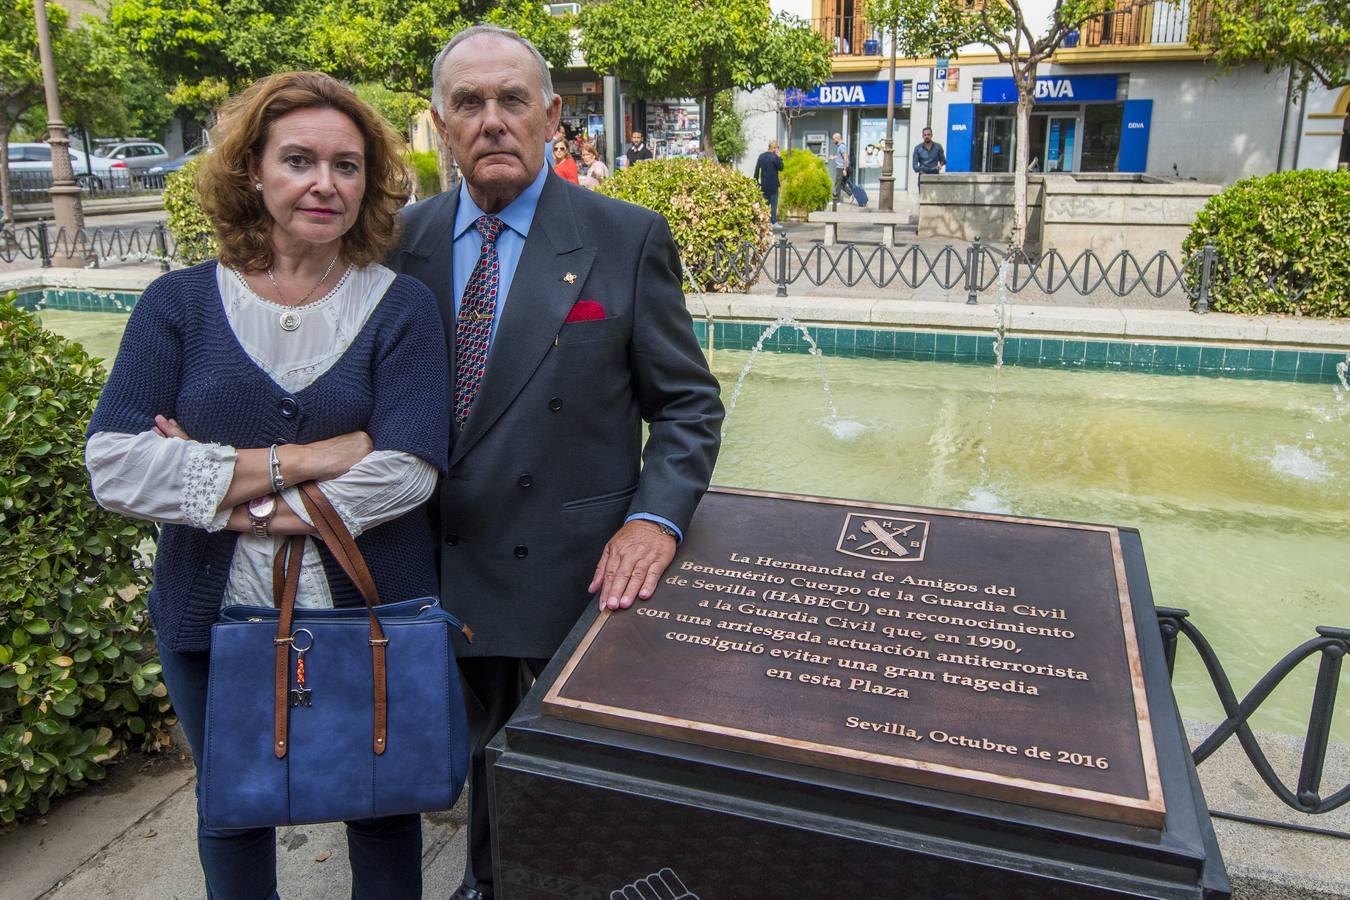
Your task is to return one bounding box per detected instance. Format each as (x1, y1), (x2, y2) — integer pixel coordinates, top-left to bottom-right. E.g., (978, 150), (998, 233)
(0, 748), (468, 900)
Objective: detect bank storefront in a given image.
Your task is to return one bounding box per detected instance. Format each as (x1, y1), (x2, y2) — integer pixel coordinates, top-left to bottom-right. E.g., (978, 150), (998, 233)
(945, 73), (1152, 174)
(786, 79), (914, 195)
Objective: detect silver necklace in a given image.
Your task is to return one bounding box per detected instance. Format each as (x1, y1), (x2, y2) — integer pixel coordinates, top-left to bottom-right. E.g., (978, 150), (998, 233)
(269, 255), (338, 332)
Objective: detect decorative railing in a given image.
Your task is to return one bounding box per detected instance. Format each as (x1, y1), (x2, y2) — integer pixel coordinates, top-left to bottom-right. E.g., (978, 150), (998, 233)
(1157, 609), (1348, 829)
(811, 15), (879, 57)
(2, 224), (1315, 315)
(5, 170), (167, 207)
(689, 234), (1304, 313)
(1067, 0), (1215, 49)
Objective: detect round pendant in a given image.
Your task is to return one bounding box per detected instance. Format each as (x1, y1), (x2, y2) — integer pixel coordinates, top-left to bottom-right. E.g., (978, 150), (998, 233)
(279, 311), (302, 332)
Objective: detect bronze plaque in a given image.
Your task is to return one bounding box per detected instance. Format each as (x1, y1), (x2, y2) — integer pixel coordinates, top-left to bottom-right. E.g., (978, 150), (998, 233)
(543, 487), (1166, 827)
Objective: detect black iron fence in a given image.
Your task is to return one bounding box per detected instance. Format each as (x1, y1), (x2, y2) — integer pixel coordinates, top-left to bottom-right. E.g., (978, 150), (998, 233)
(0, 222), (199, 271)
(1, 223), (1311, 315)
(1158, 609), (1349, 829)
(5, 170), (168, 206)
(689, 233), (1309, 313)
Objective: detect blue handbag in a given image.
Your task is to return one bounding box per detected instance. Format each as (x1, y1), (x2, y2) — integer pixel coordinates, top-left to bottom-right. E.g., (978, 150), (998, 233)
(200, 483), (471, 830)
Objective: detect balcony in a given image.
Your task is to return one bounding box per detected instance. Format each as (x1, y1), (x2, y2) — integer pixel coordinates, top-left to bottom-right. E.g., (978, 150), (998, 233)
(1073, 0), (1213, 48)
(812, 15), (880, 57)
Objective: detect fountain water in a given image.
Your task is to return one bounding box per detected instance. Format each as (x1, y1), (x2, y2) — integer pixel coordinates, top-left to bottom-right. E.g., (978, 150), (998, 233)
(721, 315), (867, 441)
(961, 254), (1015, 513)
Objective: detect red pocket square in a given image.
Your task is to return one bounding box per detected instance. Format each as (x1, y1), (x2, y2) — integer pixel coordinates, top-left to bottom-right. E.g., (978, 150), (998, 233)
(565, 300), (606, 323)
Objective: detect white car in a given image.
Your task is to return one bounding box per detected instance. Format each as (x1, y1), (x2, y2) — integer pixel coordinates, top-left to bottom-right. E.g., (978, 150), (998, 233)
(95, 141), (170, 173)
(8, 143), (131, 191)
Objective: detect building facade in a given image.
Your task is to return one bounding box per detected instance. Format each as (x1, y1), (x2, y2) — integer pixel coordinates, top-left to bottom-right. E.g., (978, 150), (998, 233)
(741, 0), (1348, 193)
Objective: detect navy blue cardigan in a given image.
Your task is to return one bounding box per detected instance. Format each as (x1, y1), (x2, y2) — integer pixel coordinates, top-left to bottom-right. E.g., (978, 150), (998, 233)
(88, 262), (450, 652)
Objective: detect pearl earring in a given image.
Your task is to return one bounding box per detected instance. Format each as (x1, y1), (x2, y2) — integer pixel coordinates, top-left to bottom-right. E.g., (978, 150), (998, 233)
(255, 182), (263, 191)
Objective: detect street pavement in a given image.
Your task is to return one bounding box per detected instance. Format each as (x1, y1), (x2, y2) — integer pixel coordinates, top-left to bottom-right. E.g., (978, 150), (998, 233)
(0, 746), (468, 900)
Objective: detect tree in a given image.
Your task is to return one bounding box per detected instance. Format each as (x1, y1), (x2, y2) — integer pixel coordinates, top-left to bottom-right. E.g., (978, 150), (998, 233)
(967, 0), (1119, 248)
(59, 19), (176, 146)
(1196, 0), (1348, 90)
(307, 0), (572, 96)
(0, 1), (141, 225)
(352, 82), (428, 141)
(0, 0), (45, 223)
(711, 91), (747, 163)
(581, 0), (830, 158)
(863, 0), (980, 209)
(109, 0), (319, 101)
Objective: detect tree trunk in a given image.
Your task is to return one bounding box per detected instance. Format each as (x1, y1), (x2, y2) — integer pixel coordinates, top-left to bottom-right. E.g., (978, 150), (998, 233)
(703, 91), (716, 160)
(1011, 62), (1038, 250)
(0, 117), (13, 229)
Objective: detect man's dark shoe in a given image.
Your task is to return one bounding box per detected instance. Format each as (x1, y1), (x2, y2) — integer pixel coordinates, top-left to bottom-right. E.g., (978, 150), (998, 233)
(451, 886), (491, 900)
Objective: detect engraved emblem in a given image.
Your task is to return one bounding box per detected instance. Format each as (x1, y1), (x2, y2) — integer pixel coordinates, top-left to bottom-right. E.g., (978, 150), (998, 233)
(563, 272), (577, 284)
(836, 512), (928, 561)
(279, 310), (302, 332)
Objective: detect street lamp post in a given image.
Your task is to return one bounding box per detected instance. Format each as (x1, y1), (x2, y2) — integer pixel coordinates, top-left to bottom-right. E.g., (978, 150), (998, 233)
(878, 28), (897, 212)
(33, 0), (88, 268)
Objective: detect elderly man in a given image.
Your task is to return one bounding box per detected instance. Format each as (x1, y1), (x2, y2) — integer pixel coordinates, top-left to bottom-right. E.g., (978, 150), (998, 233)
(387, 24), (724, 900)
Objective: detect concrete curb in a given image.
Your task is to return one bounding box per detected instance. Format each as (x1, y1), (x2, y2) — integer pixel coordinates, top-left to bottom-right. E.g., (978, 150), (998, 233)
(688, 294), (1350, 351)
(1186, 722), (1349, 900)
(12, 197), (165, 223)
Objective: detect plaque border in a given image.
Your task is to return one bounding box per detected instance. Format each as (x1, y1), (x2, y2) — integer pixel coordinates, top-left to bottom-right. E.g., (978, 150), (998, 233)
(543, 487), (1166, 829)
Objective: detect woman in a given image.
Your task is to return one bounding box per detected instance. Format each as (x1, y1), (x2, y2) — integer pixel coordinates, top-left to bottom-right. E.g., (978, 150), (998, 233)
(552, 139), (579, 184)
(578, 142), (609, 190)
(86, 72), (448, 899)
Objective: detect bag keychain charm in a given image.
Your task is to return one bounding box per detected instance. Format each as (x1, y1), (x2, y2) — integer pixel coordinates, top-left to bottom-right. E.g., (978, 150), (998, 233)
(290, 628), (314, 708)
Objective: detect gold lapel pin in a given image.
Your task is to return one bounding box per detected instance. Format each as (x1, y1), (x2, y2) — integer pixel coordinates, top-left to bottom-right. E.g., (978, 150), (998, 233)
(563, 272), (577, 284)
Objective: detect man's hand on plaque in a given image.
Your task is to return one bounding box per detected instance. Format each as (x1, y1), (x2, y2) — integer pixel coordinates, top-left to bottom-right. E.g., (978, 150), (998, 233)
(588, 520), (677, 611)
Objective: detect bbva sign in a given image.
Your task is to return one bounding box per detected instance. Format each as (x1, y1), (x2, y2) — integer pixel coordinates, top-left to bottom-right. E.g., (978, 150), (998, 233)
(1033, 79), (1076, 100)
(820, 84), (867, 104)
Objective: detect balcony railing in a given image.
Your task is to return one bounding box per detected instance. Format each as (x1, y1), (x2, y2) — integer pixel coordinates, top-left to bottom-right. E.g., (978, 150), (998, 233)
(812, 15), (879, 57)
(1076, 0), (1214, 48)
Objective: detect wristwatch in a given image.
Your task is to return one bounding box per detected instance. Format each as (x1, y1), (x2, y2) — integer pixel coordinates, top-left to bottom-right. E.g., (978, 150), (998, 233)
(247, 494), (277, 538)
(653, 522), (678, 539)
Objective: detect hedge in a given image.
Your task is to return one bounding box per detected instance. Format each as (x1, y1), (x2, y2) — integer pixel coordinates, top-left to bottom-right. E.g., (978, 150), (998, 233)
(163, 155), (216, 266)
(599, 157), (771, 292)
(407, 150), (442, 201)
(0, 298), (170, 824)
(779, 149), (831, 219)
(1182, 170), (1350, 317)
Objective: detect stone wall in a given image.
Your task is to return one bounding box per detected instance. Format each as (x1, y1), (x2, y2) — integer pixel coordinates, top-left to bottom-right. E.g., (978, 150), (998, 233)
(919, 173), (1220, 257)
(917, 174), (1046, 248)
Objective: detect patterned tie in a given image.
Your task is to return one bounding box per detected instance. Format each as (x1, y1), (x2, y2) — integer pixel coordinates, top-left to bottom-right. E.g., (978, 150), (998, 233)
(453, 215), (505, 429)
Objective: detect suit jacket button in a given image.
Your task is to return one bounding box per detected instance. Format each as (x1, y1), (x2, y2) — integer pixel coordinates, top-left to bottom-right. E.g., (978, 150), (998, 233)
(514, 545), (528, 559)
(278, 397), (299, 418)
(444, 533), (459, 547)
(517, 474), (533, 488)
(548, 397), (563, 411)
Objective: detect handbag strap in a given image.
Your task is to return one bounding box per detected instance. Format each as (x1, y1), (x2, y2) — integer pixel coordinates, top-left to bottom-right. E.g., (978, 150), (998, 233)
(271, 483), (389, 759)
(272, 535), (305, 759)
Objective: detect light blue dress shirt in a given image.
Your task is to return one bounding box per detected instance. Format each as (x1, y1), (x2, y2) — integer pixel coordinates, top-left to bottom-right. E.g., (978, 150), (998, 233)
(450, 163), (682, 542)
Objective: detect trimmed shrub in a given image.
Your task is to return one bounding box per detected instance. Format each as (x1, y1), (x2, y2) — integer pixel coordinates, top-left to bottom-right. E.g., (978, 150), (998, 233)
(1182, 170), (1350, 317)
(163, 155), (216, 266)
(779, 149), (831, 219)
(0, 298), (170, 824)
(408, 150), (442, 201)
(599, 157), (771, 293)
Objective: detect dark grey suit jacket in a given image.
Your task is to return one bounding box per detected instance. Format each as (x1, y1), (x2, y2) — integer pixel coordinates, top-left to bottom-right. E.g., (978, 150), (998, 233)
(389, 173), (724, 658)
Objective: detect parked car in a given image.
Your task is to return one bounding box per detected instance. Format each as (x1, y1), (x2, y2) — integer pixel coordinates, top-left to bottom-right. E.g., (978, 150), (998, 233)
(7, 143), (130, 193)
(94, 140), (170, 173)
(147, 143), (207, 176)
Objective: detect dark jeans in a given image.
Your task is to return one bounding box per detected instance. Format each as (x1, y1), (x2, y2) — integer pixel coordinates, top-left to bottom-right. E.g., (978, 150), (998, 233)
(760, 186), (779, 223)
(834, 170), (854, 202)
(158, 644), (424, 900)
(456, 656), (549, 898)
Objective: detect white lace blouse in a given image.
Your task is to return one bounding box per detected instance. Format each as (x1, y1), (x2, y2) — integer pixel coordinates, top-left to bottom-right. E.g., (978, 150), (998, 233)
(86, 263), (439, 609)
